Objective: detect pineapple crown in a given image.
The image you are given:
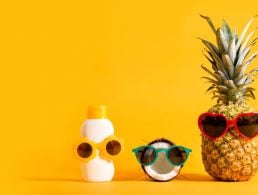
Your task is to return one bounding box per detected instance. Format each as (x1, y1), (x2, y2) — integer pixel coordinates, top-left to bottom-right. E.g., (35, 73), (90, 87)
(200, 15), (258, 104)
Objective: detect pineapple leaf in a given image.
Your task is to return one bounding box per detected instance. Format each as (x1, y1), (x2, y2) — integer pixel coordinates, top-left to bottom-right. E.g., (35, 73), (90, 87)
(222, 54), (234, 78)
(236, 46), (252, 67)
(236, 16), (256, 52)
(235, 52), (258, 78)
(245, 78), (254, 84)
(237, 84), (249, 89)
(211, 94), (227, 102)
(201, 65), (221, 81)
(206, 86), (216, 93)
(204, 49), (218, 71)
(200, 15), (217, 34)
(248, 68), (258, 76)
(202, 51), (216, 66)
(200, 38), (229, 77)
(222, 19), (232, 42)
(216, 29), (224, 53)
(228, 38), (236, 64)
(234, 63), (247, 79)
(244, 51), (258, 65)
(211, 95), (222, 99)
(224, 80), (237, 89)
(250, 37), (258, 46)
(199, 38), (220, 55)
(236, 68), (258, 85)
(202, 76), (219, 84)
(212, 90), (226, 96)
(234, 74), (248, 85)
(232, 28), (239, 43)
(245, 90), (256, 99)
(245, 94), (256, 99)
(214, 60), (230, 79)
(218, 70), (228, 81)
(217, 29), (228, 53)
(239, 28), (256, 54)
(245, 87), (256, 91)
(217, 85), (229, 93)
(250, 92), (256, 99)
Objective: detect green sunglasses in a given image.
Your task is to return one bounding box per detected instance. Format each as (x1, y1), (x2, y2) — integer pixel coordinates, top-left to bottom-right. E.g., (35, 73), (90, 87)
(132, 145), (192, 166)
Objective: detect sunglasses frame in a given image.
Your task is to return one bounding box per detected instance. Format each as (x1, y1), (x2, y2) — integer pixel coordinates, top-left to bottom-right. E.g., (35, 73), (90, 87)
(75, 135), (124, 163)
(132, 145), (192, 166)
(198, 112), (258, 140)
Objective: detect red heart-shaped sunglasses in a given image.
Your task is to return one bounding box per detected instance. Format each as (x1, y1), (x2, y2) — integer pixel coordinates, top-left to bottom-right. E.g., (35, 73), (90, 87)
(198, 112), (258, 140)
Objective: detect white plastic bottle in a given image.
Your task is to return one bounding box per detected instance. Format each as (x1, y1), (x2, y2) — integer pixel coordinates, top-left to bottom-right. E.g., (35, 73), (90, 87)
(80, 105), (115, 182)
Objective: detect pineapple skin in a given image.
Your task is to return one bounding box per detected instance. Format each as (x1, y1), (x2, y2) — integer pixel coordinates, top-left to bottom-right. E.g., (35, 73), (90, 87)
(201, 102), (258, 181)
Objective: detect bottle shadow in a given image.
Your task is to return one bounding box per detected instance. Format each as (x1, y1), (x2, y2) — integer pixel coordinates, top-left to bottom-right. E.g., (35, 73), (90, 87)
(21, 173), (214, 183)
(21, 177), (85, 183)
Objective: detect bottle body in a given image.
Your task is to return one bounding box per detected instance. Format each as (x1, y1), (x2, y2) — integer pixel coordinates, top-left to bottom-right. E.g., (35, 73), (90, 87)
(80, 119), (115, 182)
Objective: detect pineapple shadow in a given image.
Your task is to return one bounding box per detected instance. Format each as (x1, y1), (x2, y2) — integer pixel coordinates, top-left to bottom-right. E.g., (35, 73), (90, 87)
(176, 173), (215, 182)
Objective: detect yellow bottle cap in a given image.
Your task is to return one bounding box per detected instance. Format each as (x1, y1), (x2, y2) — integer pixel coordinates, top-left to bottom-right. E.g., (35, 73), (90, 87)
(87, 105), (107, 119)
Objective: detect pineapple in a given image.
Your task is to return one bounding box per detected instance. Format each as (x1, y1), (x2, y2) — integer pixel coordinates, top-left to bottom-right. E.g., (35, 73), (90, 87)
(200, 15), (258, 181)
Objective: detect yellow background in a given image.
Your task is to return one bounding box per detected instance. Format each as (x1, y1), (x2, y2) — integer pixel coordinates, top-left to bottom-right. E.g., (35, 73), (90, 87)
(1, 0), (258, 194)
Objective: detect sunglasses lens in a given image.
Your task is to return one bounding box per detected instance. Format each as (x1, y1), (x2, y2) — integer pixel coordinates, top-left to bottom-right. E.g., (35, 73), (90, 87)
(106, 140), (122, 156)
(237, 114), (258, 138)
(136, 147), (156, 165)
(77, 143), (92, 158)
(168, 147), (187, 165)
(200, 115), (227, 138)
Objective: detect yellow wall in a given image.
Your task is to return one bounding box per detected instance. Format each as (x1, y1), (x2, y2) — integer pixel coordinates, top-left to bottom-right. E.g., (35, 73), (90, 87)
(1, 0), (258, 182)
